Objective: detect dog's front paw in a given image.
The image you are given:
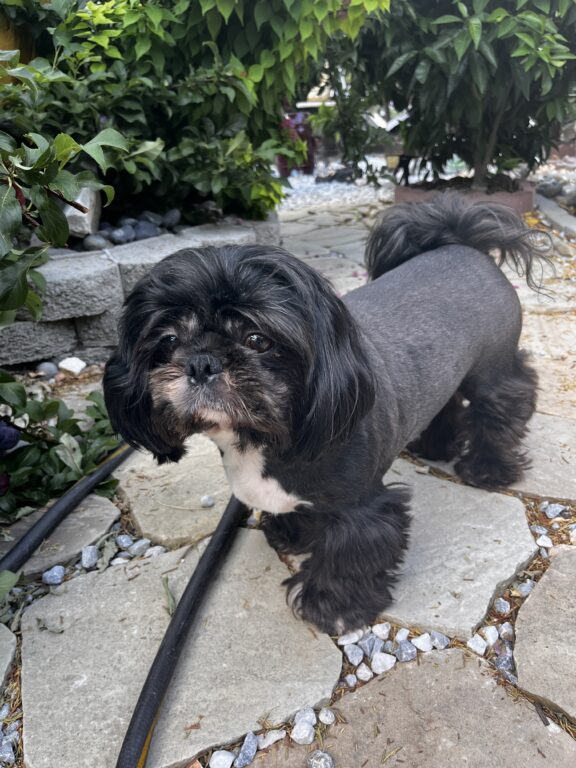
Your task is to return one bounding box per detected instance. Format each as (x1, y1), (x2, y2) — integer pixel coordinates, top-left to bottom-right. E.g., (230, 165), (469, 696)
(284, 569), (390, 635)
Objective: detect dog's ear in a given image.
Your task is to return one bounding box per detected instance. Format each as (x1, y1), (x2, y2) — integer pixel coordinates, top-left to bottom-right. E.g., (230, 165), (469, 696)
(292, 276), (376, 460)
(103, 349), (186, 464)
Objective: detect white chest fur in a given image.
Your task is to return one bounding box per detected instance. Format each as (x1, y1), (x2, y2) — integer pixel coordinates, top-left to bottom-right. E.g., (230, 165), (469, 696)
(207, 429), (309, 514)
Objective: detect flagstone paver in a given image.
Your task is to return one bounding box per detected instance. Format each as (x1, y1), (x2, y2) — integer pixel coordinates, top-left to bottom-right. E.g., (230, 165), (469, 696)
(380, 460), (537, 638)
(515, 546), (576, 720)
(20, 530), (341, 768)
(0, 495), (120, 579)
(424, 412), (576, 501)
(114, 434), (230, 547)
(256, 650), (576, 768)
(0, 625), (16, 688)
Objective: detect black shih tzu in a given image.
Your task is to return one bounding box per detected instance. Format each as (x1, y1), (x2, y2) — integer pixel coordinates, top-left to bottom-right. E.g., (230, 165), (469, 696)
(103, 194), (547, 634)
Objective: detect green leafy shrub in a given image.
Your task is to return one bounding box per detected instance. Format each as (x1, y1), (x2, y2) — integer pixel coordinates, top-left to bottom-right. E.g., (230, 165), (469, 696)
(0, 382), (118, 522)
(0, 117), (126, 324)
(0, 106), (125, 528)
(354, 0), (576, 186)
(1, 0), (387, 218)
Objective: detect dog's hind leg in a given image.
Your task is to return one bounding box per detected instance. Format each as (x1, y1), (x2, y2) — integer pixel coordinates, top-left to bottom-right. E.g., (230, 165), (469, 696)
(407, 393), (466, 462)
(283, 485), (411, 634)
(455, 350), (537, 490)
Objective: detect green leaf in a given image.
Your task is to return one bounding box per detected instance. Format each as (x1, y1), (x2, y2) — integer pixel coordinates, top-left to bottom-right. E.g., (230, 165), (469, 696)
(386, 51), (417, 77)
(36, 198), (69, 246)
(454, 30), (472, 61)
(0, 246), (47, 312)
(55, 433), (82, 474)
(134, 36), (151, 60)
(52, 134), (82, 166)
(145, 5), (163, 27)
(0, 571), (20, 603)
(254, 0), (271, 29)
(248, 63), (264, 82)
(0, 132), (16, 152)
(479, 39), (498, 69)
(414, 59), (431, 84)
(432, 14), (462, 24)
(0, 186), (22, 259)
(225, 130), (247, 155)
(81, 129), (128, 173)
(216, 0), (235, 23)
(468, 18), (482, 49)
(0, 382), (26, 407)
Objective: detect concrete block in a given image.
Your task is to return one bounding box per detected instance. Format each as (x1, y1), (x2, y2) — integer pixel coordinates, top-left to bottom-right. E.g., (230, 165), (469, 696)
(37, 255), (123, 321)
(0, 321), (77, 365)
(110, 225), (256, 294)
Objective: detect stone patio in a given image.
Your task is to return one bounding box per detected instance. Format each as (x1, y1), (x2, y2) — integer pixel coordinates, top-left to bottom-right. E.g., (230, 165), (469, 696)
(5, 196), (576, 767)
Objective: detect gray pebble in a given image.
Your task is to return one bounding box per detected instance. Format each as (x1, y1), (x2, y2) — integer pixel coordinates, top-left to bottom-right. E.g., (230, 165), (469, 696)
(290, 719), (315, 745)
(116, 534), (133, 550)
(371, 652), (396, 674)
(134, 221), (161, 240)
(144, 545), (167, 558)
(356, 662), (373, 681)
(383, 640), (395, 653)
(128, 538), (151, 557)
(499, 622), (514, 641)
(516, 580), (534, 598)
(495, 653), (515, 672)
(536, 534), (553, 549)
(118, 216), (138, 227)
(542, 502), (568, 519)
(42, 565), (65, 586)
(234, 731), (258, 767)
(337, 629), (363, 646)
(371, 622), (391, 640)
(357, 632), (379, 658)
(467, 634), (487, 657)
(0, 739), (15, 765)
(344, 673), (357, 688)
(540, 547), (550, 559)
(530, 525), (548, 536)
(294, 706), (316, 726)
(163, 208), (182, 228)
(35, 361), (58, 379)
(256, 729), (286, 750)
(307, 750), (335, 768)
(395, 627), (409, 643)
(0, 704), (9, 721)
(395, 640), (417, 662)
(81, 545), (99, 570)
(141, 210), (163, 225)
(493, 597), (510, 615)
(4, 720), (19, 735)
(83, 234), (111, 251)
(110, 557), (128, 566)
(551, 522), (560, 530)
(108, 225), (135, 244)
(343, 643), (363, 666)
(200, 495), (215, 508)
(536, 180), (563, 198)
(503, 671), (518, 685)
(318, 707), (336, 726)
(210, 751), (235, 768)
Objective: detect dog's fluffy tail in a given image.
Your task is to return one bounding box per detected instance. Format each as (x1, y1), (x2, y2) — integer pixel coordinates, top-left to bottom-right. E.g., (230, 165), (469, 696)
(365, 192), (551, 290)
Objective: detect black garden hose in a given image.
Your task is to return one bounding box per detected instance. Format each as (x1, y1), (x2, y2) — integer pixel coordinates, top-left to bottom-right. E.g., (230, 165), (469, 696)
(115, 495), (249, 768)
(0, 442), (134, 574)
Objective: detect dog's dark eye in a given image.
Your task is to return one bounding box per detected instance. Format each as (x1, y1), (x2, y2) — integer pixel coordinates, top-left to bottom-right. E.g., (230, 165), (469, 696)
(244, 333), (273, 352)
(160, 334), (178, 346)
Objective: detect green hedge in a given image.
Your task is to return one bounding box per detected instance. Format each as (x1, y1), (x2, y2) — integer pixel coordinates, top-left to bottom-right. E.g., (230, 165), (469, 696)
(1, 0), (388, 218)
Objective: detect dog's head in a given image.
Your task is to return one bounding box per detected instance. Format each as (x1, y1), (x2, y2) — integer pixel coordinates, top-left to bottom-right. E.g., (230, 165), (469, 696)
(103, 245), (375, 463)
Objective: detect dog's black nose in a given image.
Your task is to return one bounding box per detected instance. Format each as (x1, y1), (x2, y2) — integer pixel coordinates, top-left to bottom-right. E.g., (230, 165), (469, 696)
(188, 354), (222, 384)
